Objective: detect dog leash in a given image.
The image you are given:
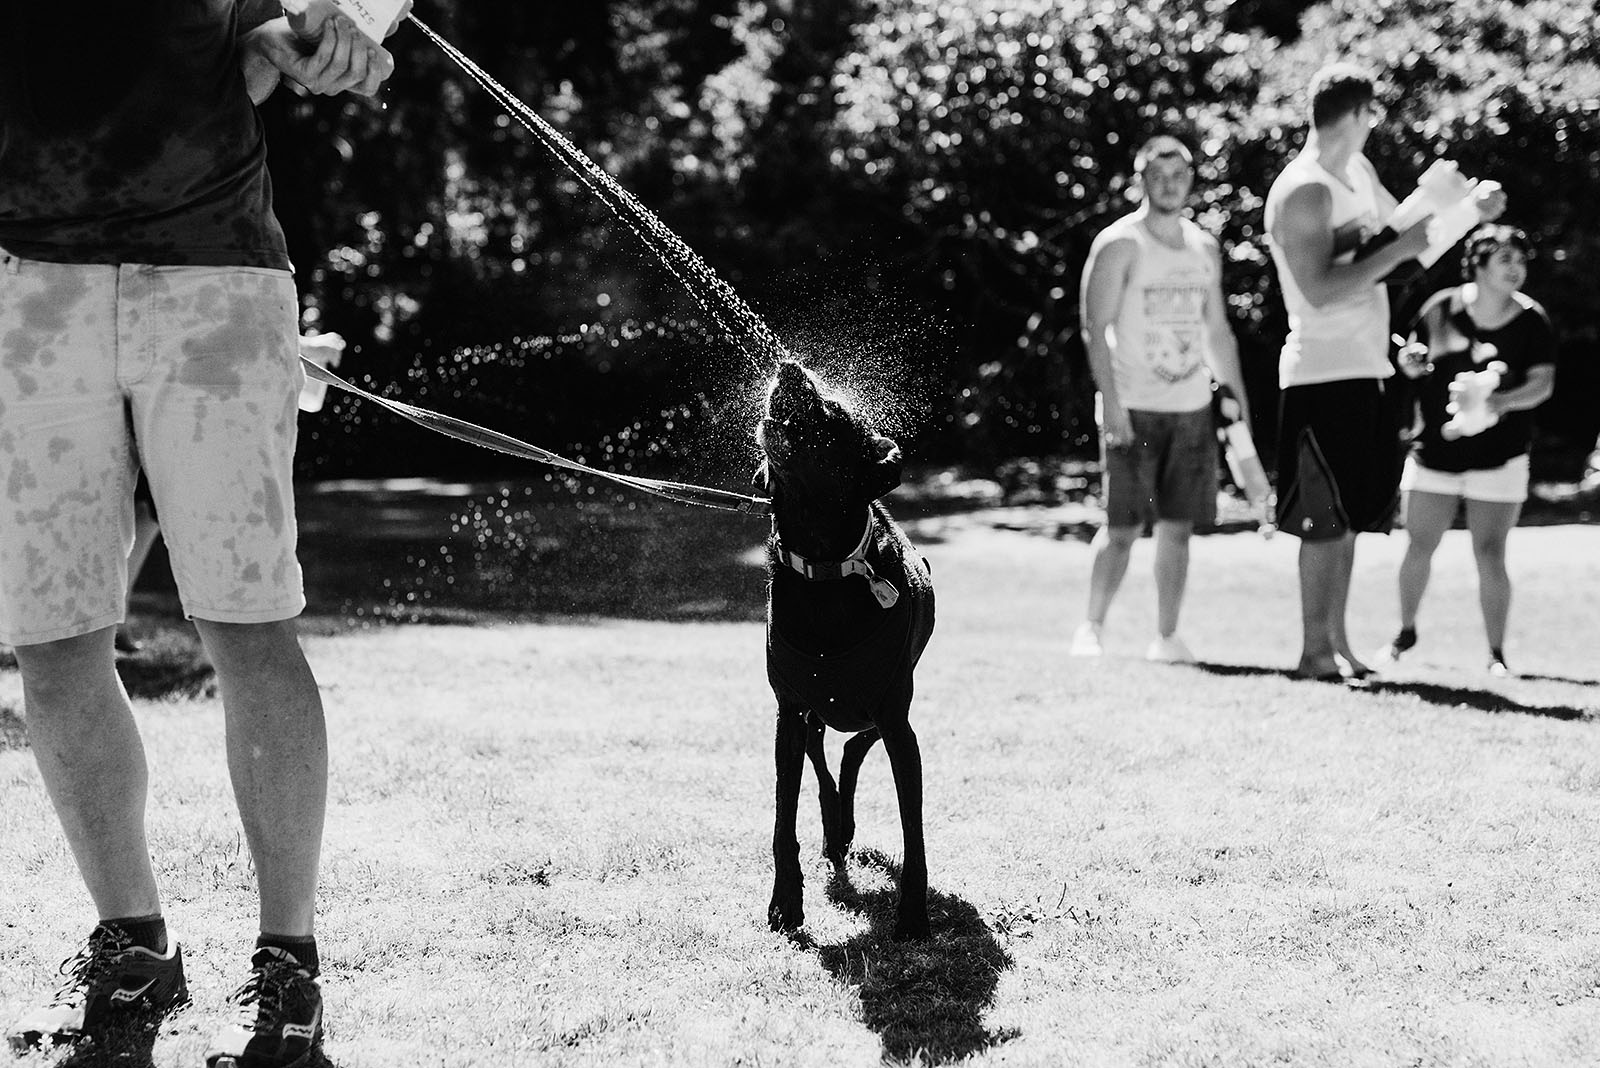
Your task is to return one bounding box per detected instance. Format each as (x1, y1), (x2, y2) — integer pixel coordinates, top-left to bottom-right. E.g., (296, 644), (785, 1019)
(773, 510), (900, 608)
(301, 357), (772, 516)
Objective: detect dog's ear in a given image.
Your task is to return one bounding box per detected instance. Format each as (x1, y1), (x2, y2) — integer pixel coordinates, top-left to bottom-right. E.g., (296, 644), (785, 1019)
(865, 433), (902, 500)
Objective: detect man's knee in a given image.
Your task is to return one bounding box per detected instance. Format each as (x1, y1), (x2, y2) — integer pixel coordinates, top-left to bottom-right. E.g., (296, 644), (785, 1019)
(1153, 519), (1194, 542)
(1095, 525), (1141, 550)
(11, 628), (119, 714)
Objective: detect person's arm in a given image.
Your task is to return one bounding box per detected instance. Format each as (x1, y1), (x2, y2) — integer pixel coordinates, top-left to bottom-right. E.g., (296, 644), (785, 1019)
(1198, 236), (1250, 428)
(237, 0), (288, 35)
(1271, 180), (1430, 309)
(1488, 364), (1555, 416)
(1488, 307), (1558, 417)
(1079, 231), (1138, 445)
(1396, 290), (1450, 378)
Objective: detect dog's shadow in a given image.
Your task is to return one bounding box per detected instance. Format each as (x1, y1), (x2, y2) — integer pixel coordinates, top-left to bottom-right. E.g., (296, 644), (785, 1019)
(800, 848), (1017, 1064)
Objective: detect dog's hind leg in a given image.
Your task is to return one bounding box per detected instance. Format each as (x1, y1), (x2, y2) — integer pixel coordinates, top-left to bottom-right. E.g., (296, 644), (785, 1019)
(769, 696), (809, 933)
(837, 728), (880, 862)
(803, 715), (846, 868)
(877, 693), (929, 941)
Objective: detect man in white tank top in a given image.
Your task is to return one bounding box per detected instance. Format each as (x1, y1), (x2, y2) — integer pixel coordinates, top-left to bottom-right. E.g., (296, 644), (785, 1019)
(1264, 62), (1504, 680)
(1072, 135), (1252, 663)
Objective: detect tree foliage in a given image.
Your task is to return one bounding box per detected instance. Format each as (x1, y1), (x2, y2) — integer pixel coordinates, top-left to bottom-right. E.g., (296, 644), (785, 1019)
(272, 0), (1600, 479)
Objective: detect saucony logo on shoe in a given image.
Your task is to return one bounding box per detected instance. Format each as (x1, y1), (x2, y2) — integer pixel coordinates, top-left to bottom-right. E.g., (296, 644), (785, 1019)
(109, 978), (160, 1005)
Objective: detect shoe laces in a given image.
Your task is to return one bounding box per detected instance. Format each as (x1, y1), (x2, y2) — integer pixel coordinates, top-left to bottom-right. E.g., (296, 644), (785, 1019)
(226, 952), (310, 1034)
(49, 925), (132, 1007)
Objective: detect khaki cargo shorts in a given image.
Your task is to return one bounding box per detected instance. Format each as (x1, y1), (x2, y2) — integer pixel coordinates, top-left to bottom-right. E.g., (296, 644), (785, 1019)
(0, 248), (306, 646)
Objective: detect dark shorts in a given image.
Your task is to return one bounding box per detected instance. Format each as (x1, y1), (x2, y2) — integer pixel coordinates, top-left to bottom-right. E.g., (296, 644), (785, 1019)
(1101, 405), (1217, 528)
(1276, 379), (1401, 540)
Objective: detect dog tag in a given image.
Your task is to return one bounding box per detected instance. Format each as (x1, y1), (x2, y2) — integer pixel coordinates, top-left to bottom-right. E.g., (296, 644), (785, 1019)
(868, 577), (900, 609)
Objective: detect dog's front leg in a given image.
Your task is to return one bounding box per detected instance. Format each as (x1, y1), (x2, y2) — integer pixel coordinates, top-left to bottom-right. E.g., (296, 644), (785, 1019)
(803, 716), (846, 868)
(769, 696), (809, 932)
(837, 728), (880, 862)
(878, 695), (929, 941)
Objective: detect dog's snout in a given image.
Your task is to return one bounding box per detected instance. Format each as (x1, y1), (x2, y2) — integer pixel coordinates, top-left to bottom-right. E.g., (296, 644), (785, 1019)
(770, 360), (823, 411)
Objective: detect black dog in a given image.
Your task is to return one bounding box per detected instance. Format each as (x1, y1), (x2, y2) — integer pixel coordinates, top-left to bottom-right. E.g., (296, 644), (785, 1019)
(755, 359), (936, 941)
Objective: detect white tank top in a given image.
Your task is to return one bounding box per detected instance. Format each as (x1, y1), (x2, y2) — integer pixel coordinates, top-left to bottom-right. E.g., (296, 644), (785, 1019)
(1105, 216), (1216, 412)
(1265, 152), (1393, 387)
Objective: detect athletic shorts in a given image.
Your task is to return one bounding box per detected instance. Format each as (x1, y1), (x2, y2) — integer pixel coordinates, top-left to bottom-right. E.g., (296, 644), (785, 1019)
(1401, 452), (1529, 504)
(1100, 404), (1217, 528)
(1275, 378), (1401, 540)
(0, 247), (306, 646)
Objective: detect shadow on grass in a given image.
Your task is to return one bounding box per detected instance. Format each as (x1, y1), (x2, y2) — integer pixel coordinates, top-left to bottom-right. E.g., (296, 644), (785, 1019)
(1193, 661), (1593, 722)
(1, 703), (25, 750)
(51, 1029), (159, 1068)
(115, 635), (217, 702)
(806, 849), (1017, 1065)
(44, 1027), (345, 1068)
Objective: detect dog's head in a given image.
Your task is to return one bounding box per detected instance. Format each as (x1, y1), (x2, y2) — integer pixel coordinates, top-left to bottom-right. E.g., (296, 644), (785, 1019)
(755, 360), (901, 546)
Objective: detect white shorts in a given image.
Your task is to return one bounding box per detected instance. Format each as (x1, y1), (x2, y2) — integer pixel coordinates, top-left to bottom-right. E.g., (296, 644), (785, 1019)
(1400, 453), (1529, 505)
(0, 248), (306, 646)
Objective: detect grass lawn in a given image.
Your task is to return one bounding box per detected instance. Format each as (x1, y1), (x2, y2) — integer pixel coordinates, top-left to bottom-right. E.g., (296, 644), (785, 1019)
(1, 483), (1597, 1067)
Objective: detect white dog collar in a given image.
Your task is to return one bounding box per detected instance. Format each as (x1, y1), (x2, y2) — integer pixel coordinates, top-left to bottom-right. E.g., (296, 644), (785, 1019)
(774, 511), (900, 609)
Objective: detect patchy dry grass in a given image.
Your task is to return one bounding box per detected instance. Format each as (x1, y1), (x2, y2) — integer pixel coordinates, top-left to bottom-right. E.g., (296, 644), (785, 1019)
(1, 493), (1597, 1067)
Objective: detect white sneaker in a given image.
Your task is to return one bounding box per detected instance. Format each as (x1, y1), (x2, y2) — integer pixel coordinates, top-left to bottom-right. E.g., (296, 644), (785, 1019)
(1146, 634), (1195, 664)
(1069, 622), (1103, 657)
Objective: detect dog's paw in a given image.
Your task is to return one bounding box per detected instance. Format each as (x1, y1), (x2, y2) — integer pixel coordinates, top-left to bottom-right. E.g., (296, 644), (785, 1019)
(768, 897), (805, 933)
(892, 911), (931, 942)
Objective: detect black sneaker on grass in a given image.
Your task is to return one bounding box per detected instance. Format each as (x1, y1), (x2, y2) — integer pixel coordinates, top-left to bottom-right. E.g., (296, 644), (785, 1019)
(6, 924), (188, 1053)
(205, 947), (323, 1068)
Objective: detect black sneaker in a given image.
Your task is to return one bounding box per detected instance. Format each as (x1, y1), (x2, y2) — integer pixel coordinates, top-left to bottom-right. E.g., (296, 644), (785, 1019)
(1374, 627), (1418, 666)
(205, 947), (323, 1068)
(6, 924), (188, 1052)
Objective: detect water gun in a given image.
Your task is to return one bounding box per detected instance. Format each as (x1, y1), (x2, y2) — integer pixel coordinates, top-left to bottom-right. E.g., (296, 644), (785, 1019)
(1441, 346), (1507, 440)
(1212, 383), (1273, 533)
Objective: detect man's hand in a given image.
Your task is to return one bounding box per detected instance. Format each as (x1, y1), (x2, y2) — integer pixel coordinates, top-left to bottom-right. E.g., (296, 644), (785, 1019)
(1395, 339), (1433, 379)
(243, 14), (395, 98)
(1101, 401), (1135, 450)
(1472, 180), (1507, 223)
(1392, 217), (1431, 260)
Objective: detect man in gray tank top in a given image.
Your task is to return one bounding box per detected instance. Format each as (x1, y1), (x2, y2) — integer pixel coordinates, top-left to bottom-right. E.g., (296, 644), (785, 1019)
(1072, 135), (1253, 663)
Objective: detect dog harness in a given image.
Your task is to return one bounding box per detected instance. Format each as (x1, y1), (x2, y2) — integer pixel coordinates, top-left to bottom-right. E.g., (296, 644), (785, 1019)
(773, 511), (900, 608)
(767, 514), (935, 730)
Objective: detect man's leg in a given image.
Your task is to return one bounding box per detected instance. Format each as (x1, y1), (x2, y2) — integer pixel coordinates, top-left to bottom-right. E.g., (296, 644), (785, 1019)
(13, 628), (161, 919)
(1152, 520), (1193, 639)
(1325, 533), (1368, 674)
(193, 618), (326, 937)
(1296, 533), (1353, 678)
(1086, 524), (1140, 628)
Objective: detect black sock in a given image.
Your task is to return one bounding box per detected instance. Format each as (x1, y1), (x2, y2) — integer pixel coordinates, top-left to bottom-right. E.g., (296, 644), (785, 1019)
(1489, 646), (1506, 664)
(257, 933), (319, 976)
(102, 914), (168, 955)
(1394, 627), (1417, 651)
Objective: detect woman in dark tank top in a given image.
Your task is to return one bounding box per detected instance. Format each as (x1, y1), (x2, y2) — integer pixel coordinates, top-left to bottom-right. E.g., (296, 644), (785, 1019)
(1377, 225), (1557, 677)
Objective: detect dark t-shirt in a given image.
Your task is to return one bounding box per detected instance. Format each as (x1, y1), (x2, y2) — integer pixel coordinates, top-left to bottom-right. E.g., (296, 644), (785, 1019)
(1411, 288), (1555, 473)
(0, 1), (290, 269)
